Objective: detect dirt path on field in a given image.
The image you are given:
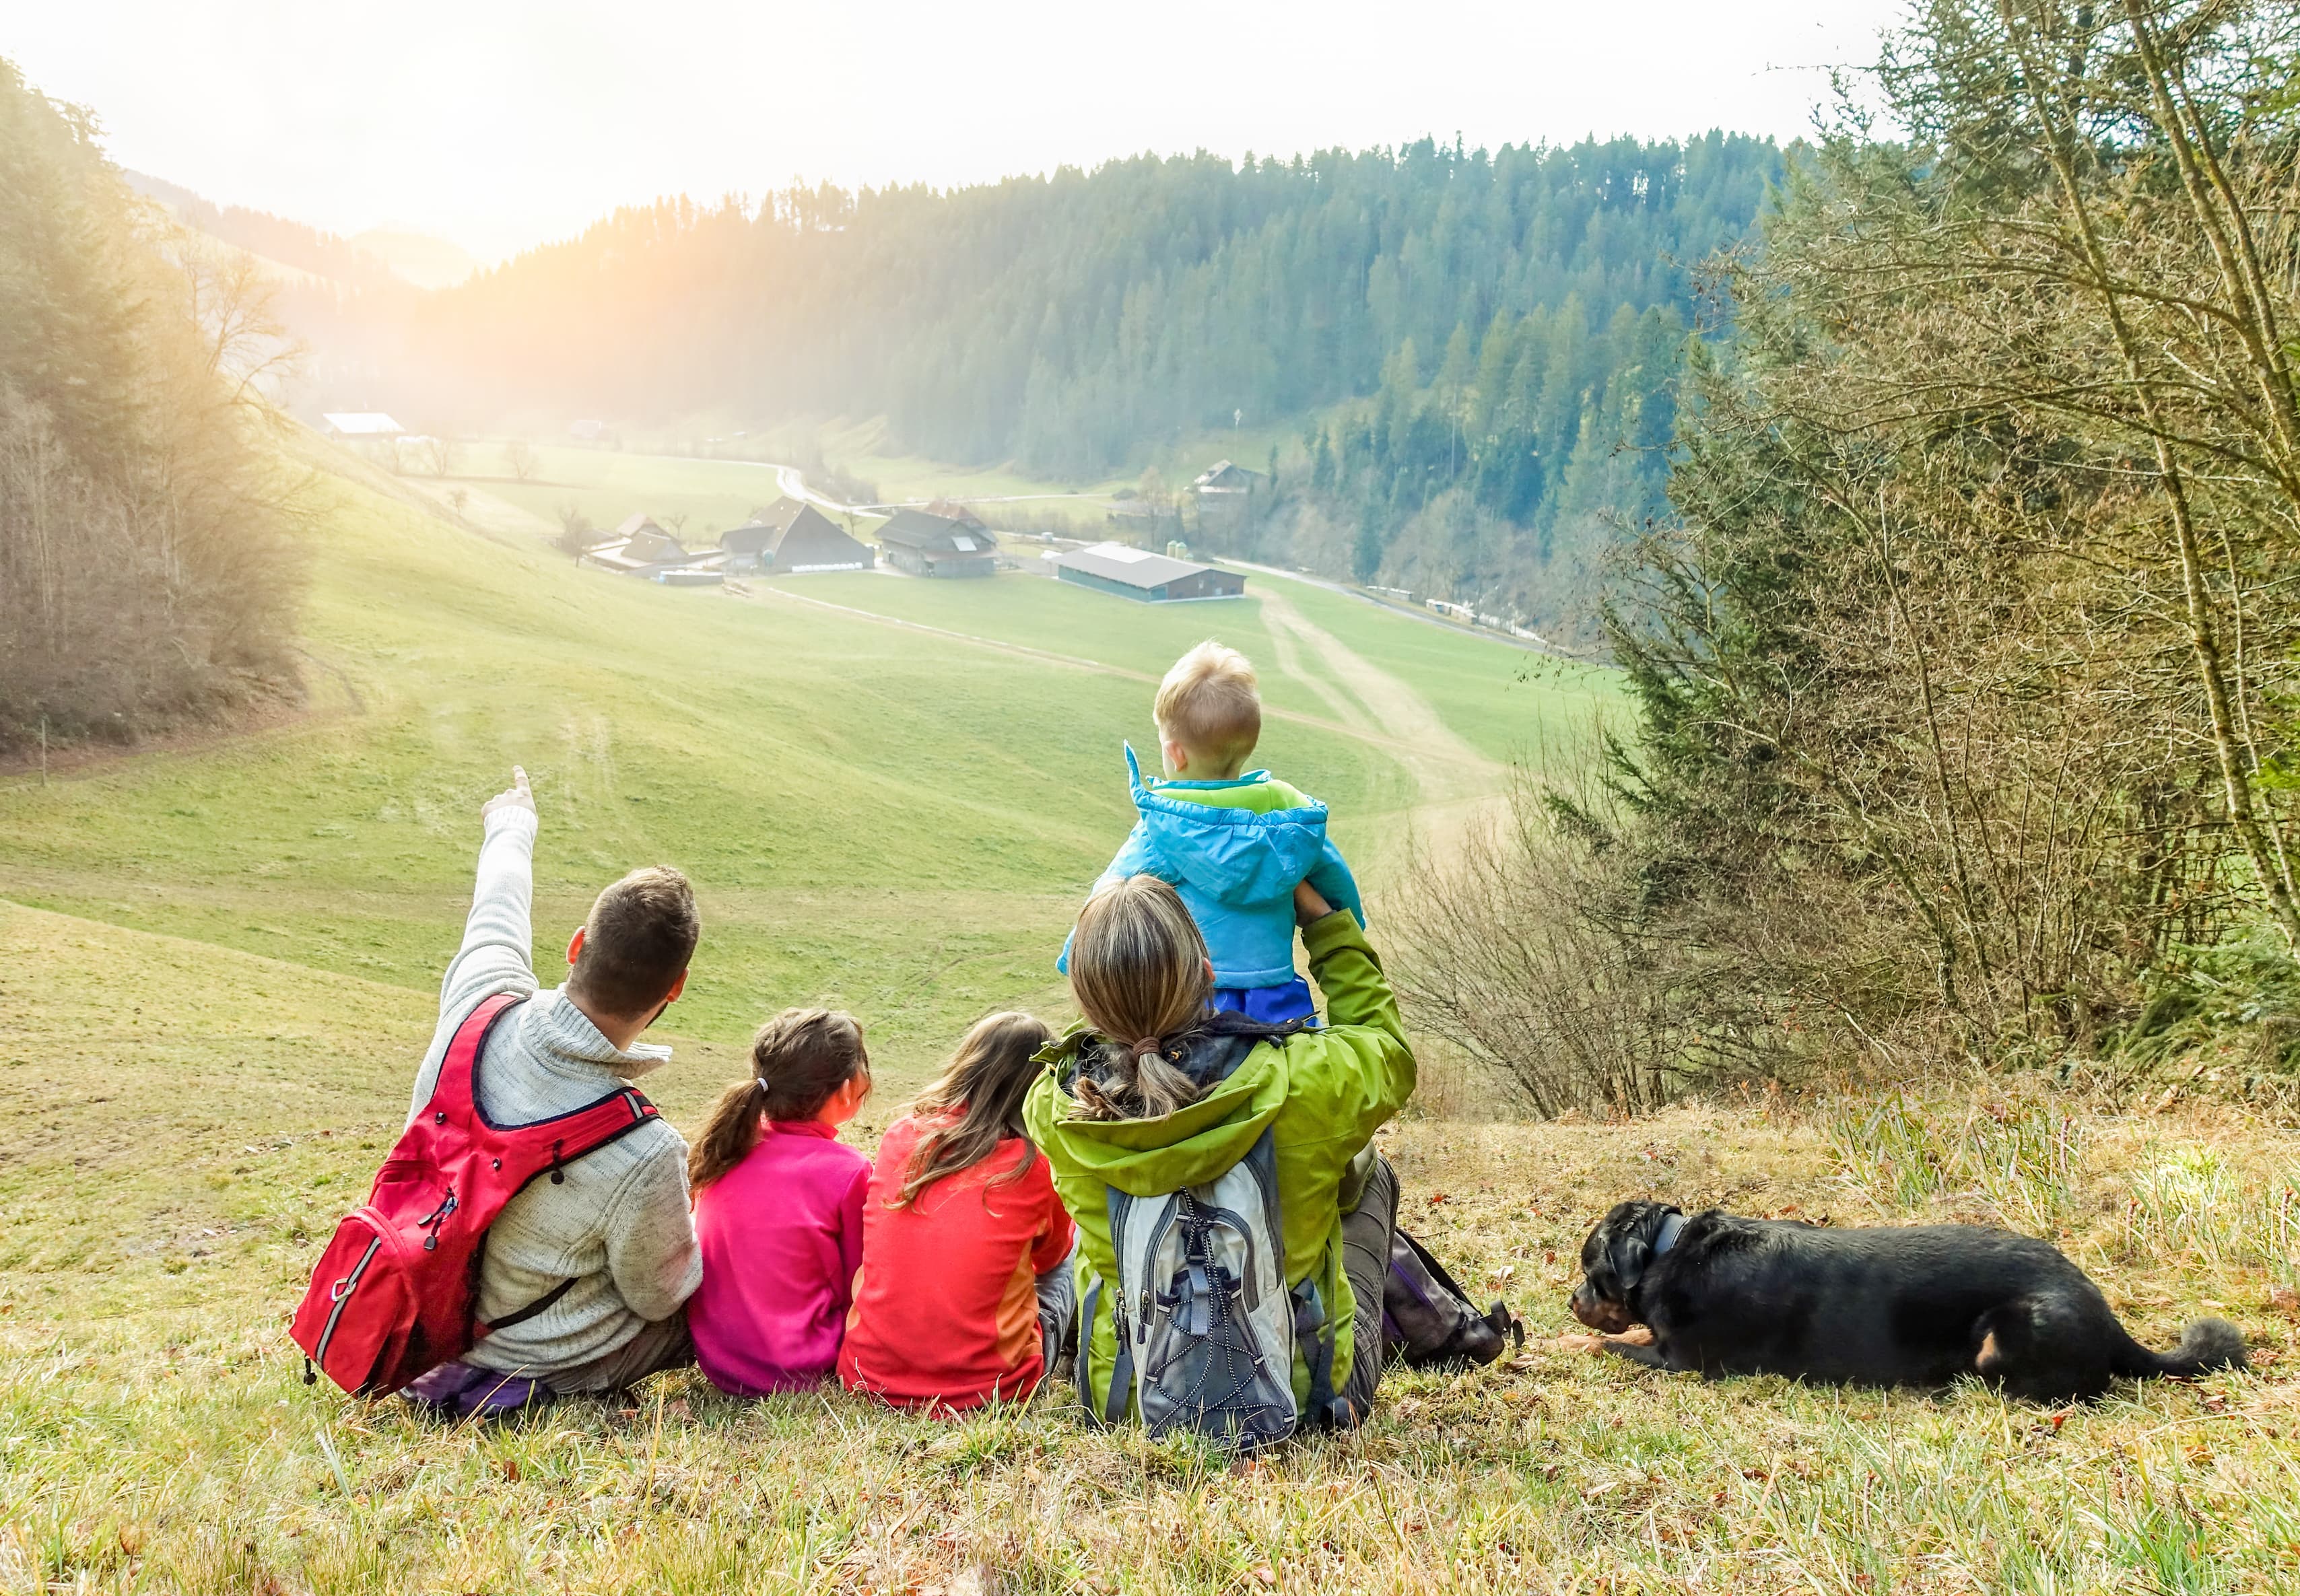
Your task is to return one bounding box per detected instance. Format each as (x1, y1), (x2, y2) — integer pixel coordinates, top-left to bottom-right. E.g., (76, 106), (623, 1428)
(1255, 587), (1496, 808)
(747, 578), (1508, 884)
(1254, 586), (1510, 891)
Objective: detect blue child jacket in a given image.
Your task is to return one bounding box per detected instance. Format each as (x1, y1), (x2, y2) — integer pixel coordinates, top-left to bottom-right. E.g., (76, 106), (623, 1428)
(1058, 744), (1366, 989)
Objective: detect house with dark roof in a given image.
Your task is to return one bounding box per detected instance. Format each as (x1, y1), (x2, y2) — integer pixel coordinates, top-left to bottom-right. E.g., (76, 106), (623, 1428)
(877, 508), (999, 578)
(579, 516), (720, 584)
(1190, 459), (1268, 533)
(1049, 542), (1246, 603)
(1190, 460), (1265, 498)
(720, 498), (873, 574)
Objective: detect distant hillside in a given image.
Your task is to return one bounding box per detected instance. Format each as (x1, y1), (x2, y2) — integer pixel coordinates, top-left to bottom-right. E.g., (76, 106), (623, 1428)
(346, 226), (477, 289)
(123, 170), (474, 289)
(306, 135), (1779, 635)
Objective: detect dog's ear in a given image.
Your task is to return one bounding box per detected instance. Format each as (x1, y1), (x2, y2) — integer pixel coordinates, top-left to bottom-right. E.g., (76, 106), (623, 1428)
(1606, 1228), (1654, 1295)
(1605, 1203), (1682, 1296)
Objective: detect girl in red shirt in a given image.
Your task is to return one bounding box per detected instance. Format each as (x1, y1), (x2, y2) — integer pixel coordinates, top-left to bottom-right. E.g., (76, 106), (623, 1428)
(840, 1012), (1076, 1412)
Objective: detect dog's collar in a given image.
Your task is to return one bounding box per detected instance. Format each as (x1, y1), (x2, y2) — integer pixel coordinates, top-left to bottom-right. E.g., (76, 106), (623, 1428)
(1652, 1210), (1687, 1259)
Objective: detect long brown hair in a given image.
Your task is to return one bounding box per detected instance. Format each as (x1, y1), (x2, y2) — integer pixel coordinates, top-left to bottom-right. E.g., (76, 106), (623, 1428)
(688, 1008), (870, 1189)
(1066, 875), (1213, 1121)
(891, 1011), (1054, 1208)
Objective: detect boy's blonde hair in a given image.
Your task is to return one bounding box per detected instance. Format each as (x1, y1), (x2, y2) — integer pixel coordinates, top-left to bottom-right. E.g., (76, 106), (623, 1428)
(1155, 640), (1260, 772)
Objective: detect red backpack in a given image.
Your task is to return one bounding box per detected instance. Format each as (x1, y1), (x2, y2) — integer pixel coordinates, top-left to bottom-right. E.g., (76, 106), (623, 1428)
(290, 992), (661, 1396)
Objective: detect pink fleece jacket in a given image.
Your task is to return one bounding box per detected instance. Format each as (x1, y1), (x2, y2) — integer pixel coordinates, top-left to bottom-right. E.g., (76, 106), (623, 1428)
(688, 1120), (869, 1395)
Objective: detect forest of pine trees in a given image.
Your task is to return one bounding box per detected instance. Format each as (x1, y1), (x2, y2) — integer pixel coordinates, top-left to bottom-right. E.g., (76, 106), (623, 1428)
(0, 60), (303, 750)
(306, 133), (1780, 632)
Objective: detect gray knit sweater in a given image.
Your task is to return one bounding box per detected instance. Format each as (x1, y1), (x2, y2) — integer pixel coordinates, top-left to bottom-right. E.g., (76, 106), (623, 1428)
(407, 806), (702, 1377)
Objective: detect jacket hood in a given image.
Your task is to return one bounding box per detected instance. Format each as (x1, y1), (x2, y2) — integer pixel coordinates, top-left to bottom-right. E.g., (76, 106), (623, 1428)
(1025, 1020), (1291, 1196)
(1124, 744), (1330, 908)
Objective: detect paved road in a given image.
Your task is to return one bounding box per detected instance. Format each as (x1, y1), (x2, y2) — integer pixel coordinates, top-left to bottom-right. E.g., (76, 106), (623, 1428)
(753, 462), (1106, 514)
(1224, 559), (1567, 657)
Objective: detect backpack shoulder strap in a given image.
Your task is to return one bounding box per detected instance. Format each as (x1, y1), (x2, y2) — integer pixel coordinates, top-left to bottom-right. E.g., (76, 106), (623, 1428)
(426, 992), (526, 1119)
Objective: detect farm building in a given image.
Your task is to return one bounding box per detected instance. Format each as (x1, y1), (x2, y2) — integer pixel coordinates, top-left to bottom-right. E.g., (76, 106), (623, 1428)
(580, 516), (720, 583)
(720, 499), (873, 574)
(1190, 459), (1265, 501)
(877, 508), (999, 578)
(321, 412), (405, 441)
(1190, 458), (1267, 532)
(1050, 542), (1246, 603)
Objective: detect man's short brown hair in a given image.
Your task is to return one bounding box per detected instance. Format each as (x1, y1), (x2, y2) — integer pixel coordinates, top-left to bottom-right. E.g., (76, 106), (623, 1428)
(1154, 640), (1261, 771)
(570, 866), (699, 1018)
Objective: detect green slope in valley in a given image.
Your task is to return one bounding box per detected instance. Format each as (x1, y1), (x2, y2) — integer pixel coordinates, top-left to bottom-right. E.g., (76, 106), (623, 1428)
(1, 450), (1592, 1082)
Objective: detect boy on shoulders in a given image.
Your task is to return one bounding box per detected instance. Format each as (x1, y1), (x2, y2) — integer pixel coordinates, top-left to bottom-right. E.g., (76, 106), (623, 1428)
(1062, 641), (1364, 1025)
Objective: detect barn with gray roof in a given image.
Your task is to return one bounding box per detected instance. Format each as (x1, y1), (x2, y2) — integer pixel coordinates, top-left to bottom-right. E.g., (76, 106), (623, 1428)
(1048, 542), (1246, 602)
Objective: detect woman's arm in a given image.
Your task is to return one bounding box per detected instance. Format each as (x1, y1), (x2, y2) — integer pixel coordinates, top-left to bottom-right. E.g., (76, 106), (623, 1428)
(1293, 884), (1414, 1128)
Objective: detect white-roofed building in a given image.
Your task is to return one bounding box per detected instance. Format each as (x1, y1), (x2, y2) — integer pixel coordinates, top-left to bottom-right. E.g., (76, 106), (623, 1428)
(1049, 541), (1246, 602)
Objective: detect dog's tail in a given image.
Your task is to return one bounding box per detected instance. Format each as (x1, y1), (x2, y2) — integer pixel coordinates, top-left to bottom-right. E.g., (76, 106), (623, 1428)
(2115, 1317), (2249, 1380)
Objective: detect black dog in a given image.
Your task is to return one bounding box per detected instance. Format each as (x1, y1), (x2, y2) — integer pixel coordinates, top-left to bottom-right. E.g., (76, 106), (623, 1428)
(1569, 1201), (2247, 1402)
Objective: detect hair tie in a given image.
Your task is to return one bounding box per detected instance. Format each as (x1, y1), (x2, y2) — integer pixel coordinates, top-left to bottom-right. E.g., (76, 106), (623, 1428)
(1130, 1036), (1163, 1062)
(754, 1076), (772, 1092)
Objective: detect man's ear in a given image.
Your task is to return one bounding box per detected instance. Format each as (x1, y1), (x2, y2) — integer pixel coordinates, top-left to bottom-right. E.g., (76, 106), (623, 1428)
(664, 969), (688, 1004)
(566, 926), (586, 969)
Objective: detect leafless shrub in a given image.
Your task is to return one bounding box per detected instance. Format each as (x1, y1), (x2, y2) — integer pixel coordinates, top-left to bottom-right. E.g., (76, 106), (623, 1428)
(1390, 729), (1750, 1117)
(408, 435), (460, 478)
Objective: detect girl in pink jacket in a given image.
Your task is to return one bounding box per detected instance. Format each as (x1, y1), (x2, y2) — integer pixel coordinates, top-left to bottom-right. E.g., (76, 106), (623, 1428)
(685, 1008), (873, 1395)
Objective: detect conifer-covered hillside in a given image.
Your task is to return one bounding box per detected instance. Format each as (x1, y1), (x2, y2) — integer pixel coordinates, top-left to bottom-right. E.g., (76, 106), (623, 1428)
(0, 61), (304, 751)
(302, 134), (1780, 633)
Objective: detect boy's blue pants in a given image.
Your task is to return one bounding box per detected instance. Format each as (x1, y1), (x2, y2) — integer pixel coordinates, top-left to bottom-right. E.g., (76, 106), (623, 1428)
(1208, 977), (1320, 1027)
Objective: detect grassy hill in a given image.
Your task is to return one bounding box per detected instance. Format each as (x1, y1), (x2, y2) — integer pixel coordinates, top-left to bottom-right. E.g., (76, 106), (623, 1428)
(0, 443), (1599, 1079)
(3, 449), (2293, 1594)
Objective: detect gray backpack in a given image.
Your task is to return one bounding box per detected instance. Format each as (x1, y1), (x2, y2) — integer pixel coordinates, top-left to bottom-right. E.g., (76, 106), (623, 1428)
(1083, 1130), (1346, 1451)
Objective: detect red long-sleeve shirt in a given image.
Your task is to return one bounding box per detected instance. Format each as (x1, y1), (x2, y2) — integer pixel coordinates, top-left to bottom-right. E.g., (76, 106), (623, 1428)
(840, 1113), (1075, 1412)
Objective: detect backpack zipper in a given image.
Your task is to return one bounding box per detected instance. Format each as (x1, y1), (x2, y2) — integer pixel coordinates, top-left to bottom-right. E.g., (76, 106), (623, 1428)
(312, 1235), (384, 1370)
(1193, 1202), (1261, 1309)
(1135, 1198), (1184, 1335)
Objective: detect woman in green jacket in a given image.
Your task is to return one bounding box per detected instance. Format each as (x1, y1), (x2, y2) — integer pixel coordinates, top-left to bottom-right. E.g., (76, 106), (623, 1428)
(1022, 874), (1413, 1430)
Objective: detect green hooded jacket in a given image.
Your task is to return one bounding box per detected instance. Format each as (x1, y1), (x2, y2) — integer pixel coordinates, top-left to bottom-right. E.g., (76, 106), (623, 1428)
(1022, 909), (1415, 1420)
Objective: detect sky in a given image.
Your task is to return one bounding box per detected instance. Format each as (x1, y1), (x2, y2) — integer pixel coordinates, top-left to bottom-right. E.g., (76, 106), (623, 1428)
(9, 0), (1907, 263)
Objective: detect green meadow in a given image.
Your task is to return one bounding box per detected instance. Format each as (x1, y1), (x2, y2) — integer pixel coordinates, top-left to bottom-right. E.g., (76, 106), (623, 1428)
(5, 445), (2295, 1595)
(2, 440), (1592, 1078)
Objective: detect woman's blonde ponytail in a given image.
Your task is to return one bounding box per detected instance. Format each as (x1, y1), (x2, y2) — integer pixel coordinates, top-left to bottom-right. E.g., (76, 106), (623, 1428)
(1067, 876), (1214, 1121)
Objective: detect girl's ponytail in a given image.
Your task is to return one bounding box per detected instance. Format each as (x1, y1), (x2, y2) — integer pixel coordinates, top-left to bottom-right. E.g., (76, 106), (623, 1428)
(688, 1078), (768, 1189)
(688, 1008), (870, 1189)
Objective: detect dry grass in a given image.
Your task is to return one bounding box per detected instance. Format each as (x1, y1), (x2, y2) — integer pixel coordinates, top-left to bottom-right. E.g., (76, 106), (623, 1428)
(5, 900), (2299, 1594)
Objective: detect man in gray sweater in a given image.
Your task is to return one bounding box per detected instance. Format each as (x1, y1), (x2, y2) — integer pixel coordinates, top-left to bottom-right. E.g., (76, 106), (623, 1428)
(405, 767), (704, 1408)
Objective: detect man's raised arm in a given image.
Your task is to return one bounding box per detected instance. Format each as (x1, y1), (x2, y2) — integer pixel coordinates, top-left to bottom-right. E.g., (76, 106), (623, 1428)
(438, 766), (543, 1025)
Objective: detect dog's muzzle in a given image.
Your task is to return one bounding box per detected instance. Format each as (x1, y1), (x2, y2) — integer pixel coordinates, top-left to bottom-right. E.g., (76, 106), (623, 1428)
(1570, 1282), (1633, 1334)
